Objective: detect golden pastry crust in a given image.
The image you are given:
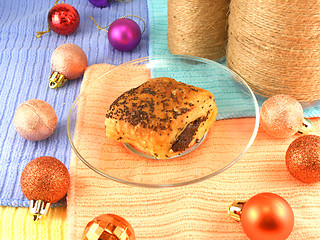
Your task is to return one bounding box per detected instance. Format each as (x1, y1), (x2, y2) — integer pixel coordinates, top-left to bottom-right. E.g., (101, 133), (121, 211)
(105, 77), (217, 159)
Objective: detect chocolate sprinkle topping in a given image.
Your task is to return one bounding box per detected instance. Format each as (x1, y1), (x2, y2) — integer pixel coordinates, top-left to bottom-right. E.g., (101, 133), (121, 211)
(105, 78), (200, 132)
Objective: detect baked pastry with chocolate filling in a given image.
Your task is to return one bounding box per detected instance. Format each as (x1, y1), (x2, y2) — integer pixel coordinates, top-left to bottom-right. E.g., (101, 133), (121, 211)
(105, 77), (217, 159)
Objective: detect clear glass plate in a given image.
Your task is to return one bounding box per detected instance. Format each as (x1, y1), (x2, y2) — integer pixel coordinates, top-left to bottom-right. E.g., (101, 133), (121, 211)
(67, 55), (259, 187)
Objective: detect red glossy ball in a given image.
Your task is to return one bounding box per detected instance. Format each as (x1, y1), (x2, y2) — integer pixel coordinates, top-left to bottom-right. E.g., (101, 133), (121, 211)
(48, 3), (80, 35)
(241, 193), (294, 240)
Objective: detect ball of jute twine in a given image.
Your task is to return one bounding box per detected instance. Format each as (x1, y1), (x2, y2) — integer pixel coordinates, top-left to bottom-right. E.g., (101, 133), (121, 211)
(167, 0), (229, 61)
(227, 0), (320, 102)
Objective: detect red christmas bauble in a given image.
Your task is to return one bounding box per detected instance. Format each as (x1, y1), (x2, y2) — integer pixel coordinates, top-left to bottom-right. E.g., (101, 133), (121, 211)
(48, 3), (80, 35)
(241, 193), (294, 240)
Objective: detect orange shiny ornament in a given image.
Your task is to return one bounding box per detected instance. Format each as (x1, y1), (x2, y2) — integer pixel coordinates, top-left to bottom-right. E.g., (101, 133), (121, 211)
(228, 193), (294, 240)
(82, 214), (135, 240)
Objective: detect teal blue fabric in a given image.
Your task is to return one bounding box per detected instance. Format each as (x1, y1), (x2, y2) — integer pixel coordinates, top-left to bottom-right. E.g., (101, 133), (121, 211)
(146, 0), (320, 119)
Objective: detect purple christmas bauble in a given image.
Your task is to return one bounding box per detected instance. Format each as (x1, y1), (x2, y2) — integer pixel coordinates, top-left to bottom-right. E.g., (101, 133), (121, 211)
(89, 0), (111, 8)
(108, 18), (142, 51)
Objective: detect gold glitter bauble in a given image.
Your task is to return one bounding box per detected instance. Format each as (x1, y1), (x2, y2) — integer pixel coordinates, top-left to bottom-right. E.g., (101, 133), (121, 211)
(82, 214), (135, 240)
(260, 94), (304, 138)
(20, 156), (70, 203)
(285, 135), (320, 183)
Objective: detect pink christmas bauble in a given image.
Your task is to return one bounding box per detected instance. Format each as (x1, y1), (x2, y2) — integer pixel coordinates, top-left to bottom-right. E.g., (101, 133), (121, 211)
(51, 43), (87, 80)
(260, 94), (304, 138)
(14, 99), (57, 141)
(108, 18), (142, 51)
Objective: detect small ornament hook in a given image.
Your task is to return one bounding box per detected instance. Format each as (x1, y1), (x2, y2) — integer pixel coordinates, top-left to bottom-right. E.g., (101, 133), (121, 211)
(227, 201), (245, 222)
(49, 71), (68, 89)
(298, 118), (313, 134)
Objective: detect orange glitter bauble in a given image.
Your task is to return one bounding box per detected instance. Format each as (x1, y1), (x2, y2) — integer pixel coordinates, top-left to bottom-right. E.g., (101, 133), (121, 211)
(260, 94), (304, 138)
(286, 135), (320, 183)
(241, 193), (294, 240)
(20, 156), (70, 203)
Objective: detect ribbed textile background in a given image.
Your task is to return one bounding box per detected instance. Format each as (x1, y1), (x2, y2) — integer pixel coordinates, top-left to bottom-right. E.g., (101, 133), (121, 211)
(0, 0), (149, 207)
(2, 0), (320, 209)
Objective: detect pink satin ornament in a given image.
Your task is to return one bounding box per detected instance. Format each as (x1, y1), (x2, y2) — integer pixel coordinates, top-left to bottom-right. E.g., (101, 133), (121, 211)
(49, 43), (87, 88)
(108, 18), (142, 51)
(13, 99), (57, 141)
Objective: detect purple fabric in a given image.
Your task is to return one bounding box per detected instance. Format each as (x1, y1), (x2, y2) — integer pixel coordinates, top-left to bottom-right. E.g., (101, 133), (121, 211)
(0, 0), (149, 207)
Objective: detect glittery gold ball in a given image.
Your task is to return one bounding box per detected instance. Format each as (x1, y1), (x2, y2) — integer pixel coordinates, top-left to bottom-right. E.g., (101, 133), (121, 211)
(82, 214), (135, 240)
(20, 156), (70, 203)
(260, 94), (304, 138)
(286, 135), (320, 183)
(13, 99), (57, 141)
